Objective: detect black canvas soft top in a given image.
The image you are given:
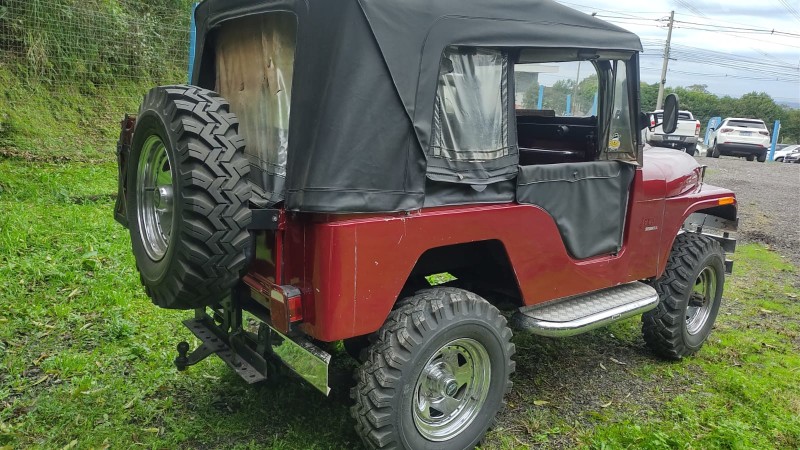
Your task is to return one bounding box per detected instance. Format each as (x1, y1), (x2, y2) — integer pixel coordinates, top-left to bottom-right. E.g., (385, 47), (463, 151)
(191, 0), (643, 213)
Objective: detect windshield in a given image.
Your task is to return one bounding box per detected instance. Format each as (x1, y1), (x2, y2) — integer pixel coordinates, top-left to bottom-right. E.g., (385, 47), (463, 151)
(514, 61), (597, 117)
(512, 51), (638, 162)
(601, 58), (636, 161)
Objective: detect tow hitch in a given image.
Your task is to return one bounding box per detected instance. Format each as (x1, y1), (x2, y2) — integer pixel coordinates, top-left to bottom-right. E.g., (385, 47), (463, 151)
(174, 296), (332, 394)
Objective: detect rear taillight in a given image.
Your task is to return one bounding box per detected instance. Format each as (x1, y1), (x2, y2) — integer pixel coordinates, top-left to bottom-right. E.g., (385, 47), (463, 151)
(721, 128), (734, 133)
(650, 116), (656, 128)
(758, 131), (769, 136)
(695, 121), (701, 137)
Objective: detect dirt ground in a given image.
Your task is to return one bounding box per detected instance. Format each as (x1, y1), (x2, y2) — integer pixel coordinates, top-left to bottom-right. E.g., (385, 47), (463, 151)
(489, 153), (800, 448)
(699, 155), (799, 264)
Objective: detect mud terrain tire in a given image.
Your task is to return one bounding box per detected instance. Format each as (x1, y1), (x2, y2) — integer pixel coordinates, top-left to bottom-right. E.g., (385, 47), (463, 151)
(127, 85), (252, 309)
(642, 233), (725, 360)
(351, 288), (514, 449)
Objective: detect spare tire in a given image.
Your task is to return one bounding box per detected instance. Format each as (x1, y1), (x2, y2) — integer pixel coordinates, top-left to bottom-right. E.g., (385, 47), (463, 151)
(126, 85), (252, 309)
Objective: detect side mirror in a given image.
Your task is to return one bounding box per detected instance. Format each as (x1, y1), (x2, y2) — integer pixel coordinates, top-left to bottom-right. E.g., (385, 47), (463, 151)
(662, 93), (680, 134)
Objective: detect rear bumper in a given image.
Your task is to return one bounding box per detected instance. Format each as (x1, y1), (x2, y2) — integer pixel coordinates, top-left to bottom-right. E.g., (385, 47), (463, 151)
(177, 305), (332, 395)
(717, 143), (767, 156)
(648, 134), (697, 147)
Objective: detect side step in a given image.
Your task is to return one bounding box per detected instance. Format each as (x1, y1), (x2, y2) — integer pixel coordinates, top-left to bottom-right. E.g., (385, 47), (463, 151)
(511, 282), (659, 337)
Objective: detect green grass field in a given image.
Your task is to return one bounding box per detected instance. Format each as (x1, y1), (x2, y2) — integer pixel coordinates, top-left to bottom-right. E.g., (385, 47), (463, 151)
(1, 158), (799, 449)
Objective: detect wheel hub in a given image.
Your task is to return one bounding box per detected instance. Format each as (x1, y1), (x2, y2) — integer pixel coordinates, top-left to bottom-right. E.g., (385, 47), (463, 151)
(686, 266), (717, 335)
(154, 186), (173, 210)
(136, 135), (175, 262)
(412, 338), (491, 441)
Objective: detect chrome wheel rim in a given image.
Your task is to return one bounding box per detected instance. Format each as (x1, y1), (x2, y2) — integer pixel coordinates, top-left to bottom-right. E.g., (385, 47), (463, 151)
(136, 135), (175, 261)
(412, 338), (491, 441)
(686, 266), (717, 335)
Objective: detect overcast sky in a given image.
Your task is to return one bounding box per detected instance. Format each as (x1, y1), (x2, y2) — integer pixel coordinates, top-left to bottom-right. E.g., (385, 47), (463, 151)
(556, 0), (800, 106)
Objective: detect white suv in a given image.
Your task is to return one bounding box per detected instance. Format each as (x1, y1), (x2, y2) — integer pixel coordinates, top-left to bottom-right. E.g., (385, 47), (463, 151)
(707, 118), (771, 162)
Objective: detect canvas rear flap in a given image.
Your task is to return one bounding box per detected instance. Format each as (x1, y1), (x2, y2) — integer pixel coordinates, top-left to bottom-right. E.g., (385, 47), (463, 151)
(216, 13), (296, 207)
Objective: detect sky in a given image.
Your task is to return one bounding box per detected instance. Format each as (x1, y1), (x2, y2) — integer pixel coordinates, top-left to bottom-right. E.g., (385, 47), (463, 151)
(555, 0), (800, 106)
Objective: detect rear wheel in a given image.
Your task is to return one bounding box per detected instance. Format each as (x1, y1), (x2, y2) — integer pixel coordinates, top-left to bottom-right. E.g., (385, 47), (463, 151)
(746, 154), (755, 161)
(127, 85), (252, 309)
(757, 152), (767, 162)
(642, 234), (725, 360)
(711, 141), (721, 158)
(685, 144), (697, 156)
(351, 288), (514, 449)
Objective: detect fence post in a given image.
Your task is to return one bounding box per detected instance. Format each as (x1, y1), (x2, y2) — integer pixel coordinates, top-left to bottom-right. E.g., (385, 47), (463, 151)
(187, 3), (200, 84)
(768, 120), (781, 161)
(537, 85), (544, 110)
(705, 117), (721, 146)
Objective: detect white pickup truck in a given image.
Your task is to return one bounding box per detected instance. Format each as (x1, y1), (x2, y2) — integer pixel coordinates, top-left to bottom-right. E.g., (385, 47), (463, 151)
(645, 110), (702, 155)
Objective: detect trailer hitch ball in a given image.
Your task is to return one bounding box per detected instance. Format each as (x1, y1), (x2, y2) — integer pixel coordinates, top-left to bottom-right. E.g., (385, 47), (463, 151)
(175, 341), (190, 371)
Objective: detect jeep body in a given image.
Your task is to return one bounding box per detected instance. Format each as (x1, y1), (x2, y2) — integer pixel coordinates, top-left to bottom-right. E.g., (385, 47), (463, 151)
(114, 1), (737, 448)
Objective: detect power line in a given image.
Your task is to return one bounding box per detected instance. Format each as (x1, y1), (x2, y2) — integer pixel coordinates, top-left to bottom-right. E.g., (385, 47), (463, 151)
(670, 19), (800, 38)
(777, 0), (800, 23)
(640, 66), (798, 83)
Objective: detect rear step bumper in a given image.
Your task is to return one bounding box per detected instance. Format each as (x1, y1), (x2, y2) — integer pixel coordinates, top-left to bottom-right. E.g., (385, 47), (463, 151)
(511, 282), (659, 337)
(176, 308), (332, 395)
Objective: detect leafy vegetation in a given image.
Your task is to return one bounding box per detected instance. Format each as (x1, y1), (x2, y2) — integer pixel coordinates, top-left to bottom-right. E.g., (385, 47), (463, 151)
(0, 0), (193, 160)
(0, 0), (192, 85)
(1, 158), (798, 449)
(640, 83), (800, 144)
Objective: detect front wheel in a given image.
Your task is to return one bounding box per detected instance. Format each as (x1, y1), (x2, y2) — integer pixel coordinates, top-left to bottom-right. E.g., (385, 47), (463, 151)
(351, 288), (515, 449)
(642, 234), (725, 360)
(711, 141), (721, 158)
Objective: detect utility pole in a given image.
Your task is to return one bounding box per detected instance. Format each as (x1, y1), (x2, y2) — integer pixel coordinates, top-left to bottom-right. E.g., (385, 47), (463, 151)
(656, 10), (675, 110)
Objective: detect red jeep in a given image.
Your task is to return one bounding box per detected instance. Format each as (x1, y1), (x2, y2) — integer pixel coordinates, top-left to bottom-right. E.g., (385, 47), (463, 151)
(114, 0), (737, 448)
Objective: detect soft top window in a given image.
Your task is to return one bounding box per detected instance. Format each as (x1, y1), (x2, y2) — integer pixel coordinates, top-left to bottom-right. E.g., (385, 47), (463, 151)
(215, 12), (297, 207)
(432, 47), (510, 162)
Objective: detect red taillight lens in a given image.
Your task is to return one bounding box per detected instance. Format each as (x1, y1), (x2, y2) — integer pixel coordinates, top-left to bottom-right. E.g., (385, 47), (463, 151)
(758, 131), (769, 136)
(721, 128), (734, 133)
(650, 116), (656, 127)
(695, 122), (701, 136)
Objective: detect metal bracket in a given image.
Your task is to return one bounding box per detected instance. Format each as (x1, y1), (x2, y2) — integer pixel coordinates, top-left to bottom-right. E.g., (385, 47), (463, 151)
(248, 208), (281, 230)
(178, 318), (267, 384)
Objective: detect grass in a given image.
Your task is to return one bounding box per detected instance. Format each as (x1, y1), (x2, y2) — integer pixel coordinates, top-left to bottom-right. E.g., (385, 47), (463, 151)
(0, 67), (156, 162)
(1, 158), (799, 449)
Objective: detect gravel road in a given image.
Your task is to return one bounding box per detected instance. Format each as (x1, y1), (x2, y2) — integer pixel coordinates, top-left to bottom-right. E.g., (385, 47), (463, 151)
(697, 154), (800, 265)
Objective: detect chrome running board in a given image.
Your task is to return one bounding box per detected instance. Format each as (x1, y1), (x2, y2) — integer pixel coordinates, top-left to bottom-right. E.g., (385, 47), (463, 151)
(511, 282), (659, 337)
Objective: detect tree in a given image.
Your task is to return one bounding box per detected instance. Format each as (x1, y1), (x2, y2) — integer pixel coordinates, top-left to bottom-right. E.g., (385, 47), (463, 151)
(779, 108), (800, 144)
(542, 79), (574, 115)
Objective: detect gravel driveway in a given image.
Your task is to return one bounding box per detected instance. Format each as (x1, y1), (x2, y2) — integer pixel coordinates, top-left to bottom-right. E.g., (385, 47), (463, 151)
(697, 154), (800, 264)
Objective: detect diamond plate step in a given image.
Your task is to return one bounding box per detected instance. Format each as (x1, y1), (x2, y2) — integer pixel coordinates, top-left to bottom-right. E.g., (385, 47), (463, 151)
(511, 282), (659, 337)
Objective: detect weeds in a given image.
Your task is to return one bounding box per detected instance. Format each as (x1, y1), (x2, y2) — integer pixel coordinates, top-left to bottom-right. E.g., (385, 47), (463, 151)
(1, 158), (798, 448)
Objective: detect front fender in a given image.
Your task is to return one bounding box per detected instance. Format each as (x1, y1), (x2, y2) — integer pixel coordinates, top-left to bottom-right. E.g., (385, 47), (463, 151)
(656, 184), (737, 276)
(643, 148), (703, 198)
